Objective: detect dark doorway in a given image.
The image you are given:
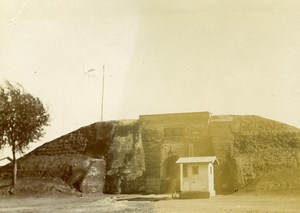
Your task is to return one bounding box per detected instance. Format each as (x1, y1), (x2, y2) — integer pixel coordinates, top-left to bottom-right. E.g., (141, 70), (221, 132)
(161, 155), (180, 193)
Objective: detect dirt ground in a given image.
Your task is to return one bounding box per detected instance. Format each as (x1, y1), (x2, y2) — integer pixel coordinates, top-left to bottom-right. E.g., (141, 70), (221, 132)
(154, 194), (300, 213)
(0, 194), (299, 213)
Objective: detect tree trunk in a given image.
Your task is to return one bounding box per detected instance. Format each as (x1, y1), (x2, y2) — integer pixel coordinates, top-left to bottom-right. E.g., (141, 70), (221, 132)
(12, 145), (17, 186)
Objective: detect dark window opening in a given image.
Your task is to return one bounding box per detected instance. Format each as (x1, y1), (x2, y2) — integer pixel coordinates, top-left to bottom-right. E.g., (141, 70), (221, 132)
(192, 166), (199, 175)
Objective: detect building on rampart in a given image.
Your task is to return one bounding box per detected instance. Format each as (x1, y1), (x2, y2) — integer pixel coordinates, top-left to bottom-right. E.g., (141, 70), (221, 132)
(139, 112), (213, 193)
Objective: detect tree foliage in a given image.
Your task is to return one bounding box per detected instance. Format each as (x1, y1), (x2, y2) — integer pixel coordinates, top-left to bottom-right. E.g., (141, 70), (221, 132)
(0, 81), (49, 187)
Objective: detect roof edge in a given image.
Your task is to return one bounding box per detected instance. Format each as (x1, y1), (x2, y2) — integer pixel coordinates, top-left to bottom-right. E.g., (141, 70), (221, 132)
(176, 156), (219, 165)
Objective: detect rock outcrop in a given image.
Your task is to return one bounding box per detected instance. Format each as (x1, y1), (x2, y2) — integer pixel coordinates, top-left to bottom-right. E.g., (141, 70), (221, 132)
(104, 120), (145, 194)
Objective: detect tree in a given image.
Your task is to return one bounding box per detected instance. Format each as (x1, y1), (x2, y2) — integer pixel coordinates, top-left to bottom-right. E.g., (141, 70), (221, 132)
(0, 81), (49, 188)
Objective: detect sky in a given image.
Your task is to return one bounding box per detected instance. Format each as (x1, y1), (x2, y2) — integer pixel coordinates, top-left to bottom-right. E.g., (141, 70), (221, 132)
(1, 0), (300, 157)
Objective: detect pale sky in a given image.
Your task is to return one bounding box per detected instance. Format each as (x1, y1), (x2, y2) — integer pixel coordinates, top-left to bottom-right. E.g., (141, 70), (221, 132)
(1, 0), (300, 156)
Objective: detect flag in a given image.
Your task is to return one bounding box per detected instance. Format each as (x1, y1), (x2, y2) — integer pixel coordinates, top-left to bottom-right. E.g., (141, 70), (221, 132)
(85, 69), (97, 77)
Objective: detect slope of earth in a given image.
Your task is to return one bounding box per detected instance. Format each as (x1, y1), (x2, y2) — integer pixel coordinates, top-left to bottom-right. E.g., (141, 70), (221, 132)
(211, 115), (300, 194)
(0, 120), (145, 194)
(0, 121), (115, 194)
(0, 177), (79, 196)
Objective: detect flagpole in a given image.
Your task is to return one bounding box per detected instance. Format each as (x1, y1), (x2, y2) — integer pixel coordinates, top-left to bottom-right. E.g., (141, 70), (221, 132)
(101, 65), (105, 121)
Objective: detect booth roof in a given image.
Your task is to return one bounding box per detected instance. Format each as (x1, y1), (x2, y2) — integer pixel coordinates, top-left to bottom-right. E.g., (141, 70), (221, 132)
(176, 156), (219, 165)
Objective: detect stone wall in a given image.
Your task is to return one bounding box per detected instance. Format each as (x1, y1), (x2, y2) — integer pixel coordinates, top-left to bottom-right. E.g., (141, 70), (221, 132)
(139, 112), (212, 193)
(75, 159), (106, 193)
(140, 122), (163, 193)
(104, 120), (145, 194)
(208, 115), (236, 193)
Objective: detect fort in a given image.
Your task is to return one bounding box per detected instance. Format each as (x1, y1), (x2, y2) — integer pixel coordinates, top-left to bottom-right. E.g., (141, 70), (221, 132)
(1, 112), (300, 195)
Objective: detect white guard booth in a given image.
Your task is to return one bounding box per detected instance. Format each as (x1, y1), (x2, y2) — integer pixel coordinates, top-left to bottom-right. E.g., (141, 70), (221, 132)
(176, 156), (219, 198)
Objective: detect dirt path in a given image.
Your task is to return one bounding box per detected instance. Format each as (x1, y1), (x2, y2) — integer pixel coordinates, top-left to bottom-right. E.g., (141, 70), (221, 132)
(153, 194), (300, 213)
(0, 196), (153, 213)
(0, 194), (299, 212)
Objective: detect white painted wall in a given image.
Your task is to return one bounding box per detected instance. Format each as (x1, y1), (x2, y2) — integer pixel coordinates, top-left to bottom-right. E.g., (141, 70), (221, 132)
(208, 162), (214, 192)
(182, 163), (209, 192)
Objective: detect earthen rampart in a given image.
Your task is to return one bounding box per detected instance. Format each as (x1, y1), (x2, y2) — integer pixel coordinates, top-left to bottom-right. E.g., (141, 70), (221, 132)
(1, 112), (300, 194)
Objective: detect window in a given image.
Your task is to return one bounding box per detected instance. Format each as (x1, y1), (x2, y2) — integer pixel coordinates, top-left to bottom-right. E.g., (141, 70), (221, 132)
(192, 166), (199, 175)
(210, 166), (213, 175)
(183, 165), (188, 177)
(164, 128), (184, 137)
